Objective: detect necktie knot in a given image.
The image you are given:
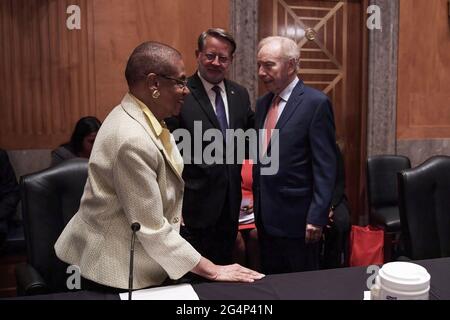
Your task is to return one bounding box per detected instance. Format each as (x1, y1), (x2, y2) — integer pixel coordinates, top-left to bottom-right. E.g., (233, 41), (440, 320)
(272, 95), (281, 109)
(212, 85), (221, 94)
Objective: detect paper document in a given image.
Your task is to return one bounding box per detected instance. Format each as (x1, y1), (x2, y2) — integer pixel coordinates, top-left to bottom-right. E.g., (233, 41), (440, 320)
(119, 283), (199, 300)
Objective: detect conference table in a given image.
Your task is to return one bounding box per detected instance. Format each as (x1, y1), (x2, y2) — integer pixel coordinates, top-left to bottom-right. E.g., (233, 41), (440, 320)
(11, 257), (450, 300)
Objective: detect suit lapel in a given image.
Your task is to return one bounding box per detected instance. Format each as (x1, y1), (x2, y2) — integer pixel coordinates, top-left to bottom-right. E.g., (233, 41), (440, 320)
(257, 81), (305, 157)
(120, 94), (183, 183)
(188, 74), (222, 131)
(275, 80), (305, 130)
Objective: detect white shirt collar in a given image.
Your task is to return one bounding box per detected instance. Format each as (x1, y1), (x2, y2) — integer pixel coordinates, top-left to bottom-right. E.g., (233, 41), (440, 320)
(278, 77), (299, 102)
(197, 71), (226, 94)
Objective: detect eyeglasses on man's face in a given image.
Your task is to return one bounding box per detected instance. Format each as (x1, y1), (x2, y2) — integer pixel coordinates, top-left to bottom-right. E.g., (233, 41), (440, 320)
(203, 52), (231, 64)
(157, 74), (188, 89)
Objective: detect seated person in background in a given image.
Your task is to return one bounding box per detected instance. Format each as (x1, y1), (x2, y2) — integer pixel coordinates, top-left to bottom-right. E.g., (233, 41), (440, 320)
(0, 149), (20, 249)
(51, 116), (101, 166)
(321, 141), (351, 269)
(232, 159), (260, 271)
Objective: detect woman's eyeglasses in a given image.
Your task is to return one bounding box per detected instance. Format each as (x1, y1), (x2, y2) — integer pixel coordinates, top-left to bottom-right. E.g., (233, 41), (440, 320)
(157, 74), (188, 89)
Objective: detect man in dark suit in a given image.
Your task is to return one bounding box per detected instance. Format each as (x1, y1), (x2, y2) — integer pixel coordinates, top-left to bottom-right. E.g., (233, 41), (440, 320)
(166, 29), (254, 265)
(253, 36), (337, 274)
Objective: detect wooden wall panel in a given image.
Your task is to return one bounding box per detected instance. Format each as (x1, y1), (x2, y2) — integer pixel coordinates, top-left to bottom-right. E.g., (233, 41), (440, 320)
(92, 0), (229, 120)
(213, 0), (231, 29)
(0, 0), (229, 149)
(0, 0), (96, 149)
(397, 0), (450, 139)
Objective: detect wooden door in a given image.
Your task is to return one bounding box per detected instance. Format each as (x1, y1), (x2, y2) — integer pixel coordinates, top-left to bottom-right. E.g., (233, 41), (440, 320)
(259, 0), (368, 223)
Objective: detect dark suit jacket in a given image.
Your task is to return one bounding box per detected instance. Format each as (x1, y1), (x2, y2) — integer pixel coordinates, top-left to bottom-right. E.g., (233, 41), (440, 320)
(253, 80), (337, 238)
(166, 73), (254, 228)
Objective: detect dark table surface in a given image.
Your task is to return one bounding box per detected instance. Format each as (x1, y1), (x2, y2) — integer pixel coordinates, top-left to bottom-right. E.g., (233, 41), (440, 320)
(7, 257), (450, 300)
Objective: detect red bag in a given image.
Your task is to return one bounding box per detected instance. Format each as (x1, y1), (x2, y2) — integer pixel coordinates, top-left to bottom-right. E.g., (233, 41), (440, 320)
(349, 225), (384, 267)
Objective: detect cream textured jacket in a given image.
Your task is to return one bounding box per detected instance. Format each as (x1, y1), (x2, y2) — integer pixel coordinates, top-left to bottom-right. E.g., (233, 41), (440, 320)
(55, 94), (201, 289)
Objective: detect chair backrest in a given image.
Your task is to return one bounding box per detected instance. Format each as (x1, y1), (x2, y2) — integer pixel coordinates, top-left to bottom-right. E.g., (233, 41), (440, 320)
(20, 158), (88, 292)
(367, 155), (411, 209)
(397, 155), (450, 260)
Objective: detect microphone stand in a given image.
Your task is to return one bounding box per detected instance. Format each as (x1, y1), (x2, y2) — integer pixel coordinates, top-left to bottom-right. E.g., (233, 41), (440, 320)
(129, 222), (141, 300)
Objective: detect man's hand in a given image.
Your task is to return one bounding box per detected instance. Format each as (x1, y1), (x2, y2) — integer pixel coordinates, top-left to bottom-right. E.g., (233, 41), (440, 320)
(305, 223), (323, 243)
(326, 209), (334, 229)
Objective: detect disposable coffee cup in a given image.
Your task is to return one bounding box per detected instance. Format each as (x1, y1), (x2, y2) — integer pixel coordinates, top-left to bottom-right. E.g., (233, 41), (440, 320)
(370, 262), (430, 300)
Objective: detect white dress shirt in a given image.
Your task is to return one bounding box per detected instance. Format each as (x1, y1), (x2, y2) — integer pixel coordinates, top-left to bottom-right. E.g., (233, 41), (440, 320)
(263, 77), (300, 148)
(197, 72), (230, 125)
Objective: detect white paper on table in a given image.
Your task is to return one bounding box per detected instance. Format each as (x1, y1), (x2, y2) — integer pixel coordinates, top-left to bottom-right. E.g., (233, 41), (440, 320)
(363, 291), (371, 300)
(119, 283), (199, 300)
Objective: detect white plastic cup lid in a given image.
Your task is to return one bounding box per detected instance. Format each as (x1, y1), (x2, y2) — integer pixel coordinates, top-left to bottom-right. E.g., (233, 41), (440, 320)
(378, 262), (430, 293)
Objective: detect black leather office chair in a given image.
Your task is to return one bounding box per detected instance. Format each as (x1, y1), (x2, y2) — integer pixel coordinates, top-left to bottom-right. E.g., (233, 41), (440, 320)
(366, 155), (411, 261)
(397, 155), (450, 260)
(15, 158), (88, 295)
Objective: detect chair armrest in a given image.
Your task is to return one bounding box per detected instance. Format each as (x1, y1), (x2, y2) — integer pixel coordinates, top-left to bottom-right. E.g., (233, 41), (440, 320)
(15, 263), (49, 296)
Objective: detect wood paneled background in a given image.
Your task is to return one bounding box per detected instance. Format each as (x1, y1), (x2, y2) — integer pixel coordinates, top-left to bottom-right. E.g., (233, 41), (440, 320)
(0, 0), (229, 149)
(397, 0), (450, 140)
(259, 0), (367, 222)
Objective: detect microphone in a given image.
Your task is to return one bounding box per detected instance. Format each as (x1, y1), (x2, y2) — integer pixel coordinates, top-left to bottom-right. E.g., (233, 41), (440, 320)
(128, 222), (141, 300)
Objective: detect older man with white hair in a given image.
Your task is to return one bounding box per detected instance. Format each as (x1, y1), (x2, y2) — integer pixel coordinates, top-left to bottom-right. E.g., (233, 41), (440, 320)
(253, 36), (337, 274)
